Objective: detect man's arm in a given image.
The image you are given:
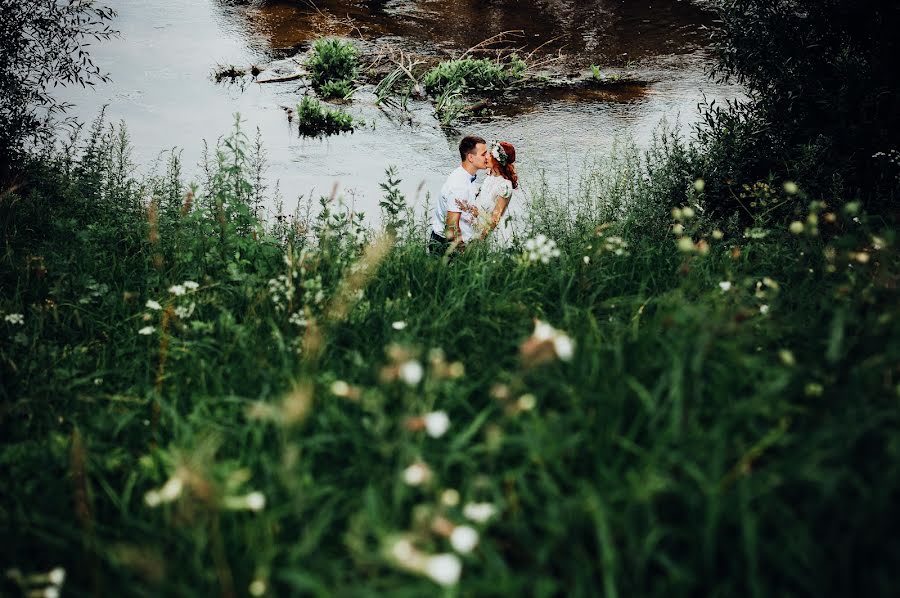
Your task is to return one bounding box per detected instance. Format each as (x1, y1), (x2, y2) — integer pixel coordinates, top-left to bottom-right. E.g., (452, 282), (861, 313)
(445, 210), (463, 246)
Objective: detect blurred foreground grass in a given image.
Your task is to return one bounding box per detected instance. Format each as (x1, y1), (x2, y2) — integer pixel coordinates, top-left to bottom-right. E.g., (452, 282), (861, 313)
(1, 116), (898, 597)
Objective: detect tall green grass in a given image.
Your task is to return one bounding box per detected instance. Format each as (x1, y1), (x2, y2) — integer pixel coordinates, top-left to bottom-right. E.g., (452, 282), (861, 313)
(1, 114), (898, 597)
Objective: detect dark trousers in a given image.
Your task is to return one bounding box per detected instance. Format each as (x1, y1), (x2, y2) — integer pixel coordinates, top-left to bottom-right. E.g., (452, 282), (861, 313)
(428, 230), (451, 256)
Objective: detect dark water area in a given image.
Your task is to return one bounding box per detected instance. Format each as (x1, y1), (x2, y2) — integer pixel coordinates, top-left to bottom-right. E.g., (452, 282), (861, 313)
(56, 0), (740, 224)
(249, 0), (715, 65)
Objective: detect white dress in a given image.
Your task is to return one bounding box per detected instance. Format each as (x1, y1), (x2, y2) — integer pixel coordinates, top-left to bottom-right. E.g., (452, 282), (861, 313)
(460, 174), (514, 243)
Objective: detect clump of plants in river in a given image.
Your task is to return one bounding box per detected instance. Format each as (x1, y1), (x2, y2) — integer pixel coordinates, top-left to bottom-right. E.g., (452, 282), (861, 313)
(295, 96), (356, 136)
(307, 38), (359, 100)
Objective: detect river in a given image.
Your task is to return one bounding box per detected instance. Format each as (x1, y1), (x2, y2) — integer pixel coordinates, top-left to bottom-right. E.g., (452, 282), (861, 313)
(57, 0), (741, 224)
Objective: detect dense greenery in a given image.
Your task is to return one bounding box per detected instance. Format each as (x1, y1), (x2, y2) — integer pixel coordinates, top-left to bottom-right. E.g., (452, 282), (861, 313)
(306, 38), (359, 100)
(1, 112), (898, 596)
(0, 0), (117, 186)
(295, 96), (356, 137)
(2, 2), (899, 597)
(700, 0), (900, 218)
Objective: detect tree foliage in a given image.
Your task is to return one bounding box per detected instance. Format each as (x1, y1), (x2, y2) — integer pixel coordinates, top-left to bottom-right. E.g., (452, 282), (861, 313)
(700, 0), (900, 215)
(0, 0), (117, 184)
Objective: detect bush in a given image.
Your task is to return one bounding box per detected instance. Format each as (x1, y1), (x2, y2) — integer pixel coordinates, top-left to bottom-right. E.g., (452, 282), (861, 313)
(307, 38), (359, 99)
(295, 96), (356, 136)
(703, 0), (900, 213)
(0, 0), (117, 184)
(423, 56), (526, 96)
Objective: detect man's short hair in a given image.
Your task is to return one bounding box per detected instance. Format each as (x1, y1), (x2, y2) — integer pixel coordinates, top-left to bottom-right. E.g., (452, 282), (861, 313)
(459, 135), (486, 162)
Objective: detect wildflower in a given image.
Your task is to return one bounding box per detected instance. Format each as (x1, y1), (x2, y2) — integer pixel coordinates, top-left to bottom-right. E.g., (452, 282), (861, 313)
(48, 568), (66, 586)
(402, 462), (432, 486)
(441, 489), (460, 507)
(783, 181), (799, 195)
(399, 360), (424, 386)
(712, 229), (724, 240)
(718, 281), (732, 292)
(145, 299), (162, 310)
(872, 235), (887, 250)
(671, 207), (683, 220)
(523, 234), (561, 264)
(462, 502), (496, 523)
(392, 320), (407, 330)
(423, 411), (450, 438)
(425, 554), (462, 587)
(853, 251), (870, 264)
(3, 313), (24, 325)
(138, 326), (155, 335)
(583, 255), (590, 264)
(789, 221), (804, 234)
(174, 302), (196, 319)
(672, 223), (684, 236)
(693, 178), (705, 192)
(778, 349), (796, 366)
(331, 380), (351, 397)
(676, 237), (695, 253)
(223, 491), (266, 512)
(249, 580), (267, 597)
(183, 280), (199, 291)
(289, 311), (308, 327)
(159, 476), (184, 502)
(759, 304), (769, 315)
(168, 284), (186, 296)
(521, 319), (575, 367)
(681, 206), (695, 219)
(517, 393), (537, 411)
(450, 525), (479, 554)
(804, 382), (824, 397)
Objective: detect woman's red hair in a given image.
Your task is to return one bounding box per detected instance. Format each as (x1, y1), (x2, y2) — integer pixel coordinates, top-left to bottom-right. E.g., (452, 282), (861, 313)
(496, 141), (518, 189)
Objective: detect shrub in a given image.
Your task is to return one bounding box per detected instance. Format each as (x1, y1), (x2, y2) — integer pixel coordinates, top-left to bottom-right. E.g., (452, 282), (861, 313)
(295, 96), (355, 136)
(423, 55), (526, 96)
(307, 38), (358, 99)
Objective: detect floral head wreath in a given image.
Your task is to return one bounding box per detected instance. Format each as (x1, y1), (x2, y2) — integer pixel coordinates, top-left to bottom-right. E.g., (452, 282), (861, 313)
(491, 141), (510, 166)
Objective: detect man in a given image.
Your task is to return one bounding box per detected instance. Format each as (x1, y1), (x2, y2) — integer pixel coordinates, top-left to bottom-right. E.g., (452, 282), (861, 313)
(429, 135), (489, 255)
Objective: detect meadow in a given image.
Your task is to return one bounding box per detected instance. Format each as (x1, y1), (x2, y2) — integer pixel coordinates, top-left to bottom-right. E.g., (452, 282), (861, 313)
(1, 109), (897, 597)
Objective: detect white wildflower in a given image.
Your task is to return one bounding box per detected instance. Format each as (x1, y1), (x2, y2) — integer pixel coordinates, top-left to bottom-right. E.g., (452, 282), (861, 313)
(450, 525), (479, 554)
(523, 234), (560, 264)
(759, 304), (770, 315)
(789, 221), (804, 234)
(718, 281), (732, 292)
(441, 489), (460, 507)
(48, 568), (66, 586)
(462, 502), (496, 523)
(399, 360), (424, 386)
(423, 411), (450, 438)
(4, 313), (24, 325)
(174, 302), (195, 319)
(552, 335), (574, 361)
(159, 476), (184, 502)
(517, 394), (537, 411)
(145, 299), (162, 311)
(168, 284), (186, 296)
(392, 321), (407, 330)
(249, 580), (267, 597)
(138, 326), (155, 335)
(182, 280), (199, 291)
(424, 553), (462, 587)
(402, 462), (432, 486)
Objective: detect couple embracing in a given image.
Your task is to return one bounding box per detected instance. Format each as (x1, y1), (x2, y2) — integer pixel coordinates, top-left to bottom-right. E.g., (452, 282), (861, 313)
(429, 136), (518, 255)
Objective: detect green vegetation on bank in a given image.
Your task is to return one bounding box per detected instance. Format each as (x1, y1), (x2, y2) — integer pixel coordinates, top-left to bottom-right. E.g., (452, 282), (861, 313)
(1, 112), (898, 596)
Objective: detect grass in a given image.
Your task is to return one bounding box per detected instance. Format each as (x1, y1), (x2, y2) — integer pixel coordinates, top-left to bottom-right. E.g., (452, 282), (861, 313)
(423, 56), (526, 96)
(295, 96), (356, 136)
(1, 114), (898, 597)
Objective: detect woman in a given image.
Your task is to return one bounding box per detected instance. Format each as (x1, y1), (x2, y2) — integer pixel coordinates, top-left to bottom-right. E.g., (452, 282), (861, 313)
(459, 140), (518, 244)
